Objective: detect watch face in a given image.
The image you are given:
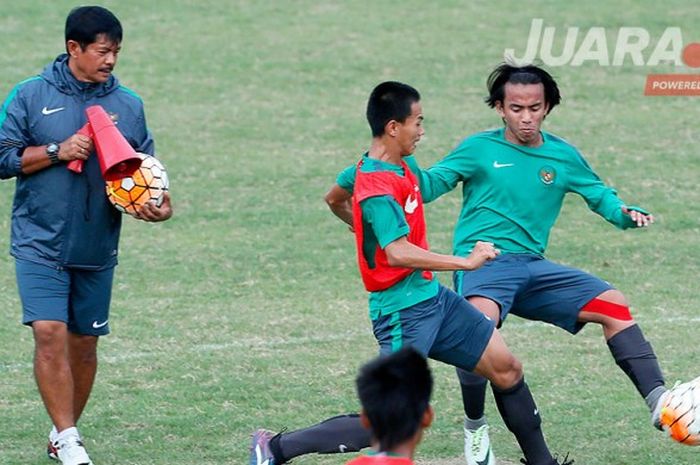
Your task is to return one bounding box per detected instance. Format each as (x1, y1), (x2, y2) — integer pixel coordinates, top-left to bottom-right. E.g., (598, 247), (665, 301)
(47, 143), (59, 154)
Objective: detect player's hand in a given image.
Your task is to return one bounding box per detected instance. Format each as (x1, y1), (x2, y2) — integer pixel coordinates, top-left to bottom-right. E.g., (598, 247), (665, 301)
(463, 241), (499, 270)
(59, 133), (93, 161)
(621, 206), (654, 228)
(135, 192), (173, 222)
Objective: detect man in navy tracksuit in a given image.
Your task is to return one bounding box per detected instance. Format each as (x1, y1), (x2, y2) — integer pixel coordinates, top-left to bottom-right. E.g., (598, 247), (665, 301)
(0, 7), (172, 465)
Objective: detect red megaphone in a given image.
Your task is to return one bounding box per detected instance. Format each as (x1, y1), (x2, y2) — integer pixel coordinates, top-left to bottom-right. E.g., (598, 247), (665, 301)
(67, 105), (142, 181)
(66, 124), (91, 174)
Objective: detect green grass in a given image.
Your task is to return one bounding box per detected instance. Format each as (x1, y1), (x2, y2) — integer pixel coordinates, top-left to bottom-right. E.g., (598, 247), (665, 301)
(1, 1), (699, 464)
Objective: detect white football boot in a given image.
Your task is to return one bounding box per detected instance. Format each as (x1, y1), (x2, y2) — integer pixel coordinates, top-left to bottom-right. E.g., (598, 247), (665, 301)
(464, 421), (495, 465)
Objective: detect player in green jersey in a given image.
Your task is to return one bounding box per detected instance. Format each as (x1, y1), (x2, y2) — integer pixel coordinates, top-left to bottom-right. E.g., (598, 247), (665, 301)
(250, 80), (575, 465)
(324, 63), (681, 465)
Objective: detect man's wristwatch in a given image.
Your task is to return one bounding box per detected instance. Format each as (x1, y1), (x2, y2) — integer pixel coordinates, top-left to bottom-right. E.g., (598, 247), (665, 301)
(46, 142), (61, 164)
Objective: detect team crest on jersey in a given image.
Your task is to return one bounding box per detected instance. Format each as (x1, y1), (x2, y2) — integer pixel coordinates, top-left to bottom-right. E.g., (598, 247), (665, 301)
(538, 165), (556, 185)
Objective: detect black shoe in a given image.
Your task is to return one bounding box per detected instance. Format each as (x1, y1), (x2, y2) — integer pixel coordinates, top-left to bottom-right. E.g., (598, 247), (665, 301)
(520, 453), (573, 465)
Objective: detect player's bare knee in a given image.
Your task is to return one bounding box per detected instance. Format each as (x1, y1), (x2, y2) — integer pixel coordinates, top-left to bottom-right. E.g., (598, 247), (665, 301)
(581, 293), (635, 323)
(504, 356), (524, 386)
(490, 355), (523, 389)
(597, 289), (628, 307)
(603, 316), (635, 334)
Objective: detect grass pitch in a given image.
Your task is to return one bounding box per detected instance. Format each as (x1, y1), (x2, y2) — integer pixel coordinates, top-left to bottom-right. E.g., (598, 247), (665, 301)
(1, 1), (699, 464)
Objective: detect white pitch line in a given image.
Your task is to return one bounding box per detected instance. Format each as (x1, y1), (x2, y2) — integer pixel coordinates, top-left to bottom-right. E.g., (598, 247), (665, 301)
(0, 330), (368, 373)
(2, 315), (699, 373)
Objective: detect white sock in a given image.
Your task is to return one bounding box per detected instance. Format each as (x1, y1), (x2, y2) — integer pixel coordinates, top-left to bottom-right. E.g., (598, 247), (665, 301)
(56, 426), (80, 442)
(50, 425), (58, 440)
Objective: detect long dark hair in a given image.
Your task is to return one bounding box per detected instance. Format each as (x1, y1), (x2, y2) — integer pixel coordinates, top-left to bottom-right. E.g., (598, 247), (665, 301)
(485, 63), (561, 114)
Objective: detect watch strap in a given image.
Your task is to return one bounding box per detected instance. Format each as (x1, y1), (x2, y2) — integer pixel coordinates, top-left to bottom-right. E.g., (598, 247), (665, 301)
(46, 143), (60, 164)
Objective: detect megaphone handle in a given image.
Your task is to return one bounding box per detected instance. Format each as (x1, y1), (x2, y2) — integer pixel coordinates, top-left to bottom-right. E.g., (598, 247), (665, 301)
(67, 124), (92, 173)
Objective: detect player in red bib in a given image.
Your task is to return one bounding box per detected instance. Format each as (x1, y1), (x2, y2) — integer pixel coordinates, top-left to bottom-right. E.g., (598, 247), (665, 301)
(250, 82), (572, 465)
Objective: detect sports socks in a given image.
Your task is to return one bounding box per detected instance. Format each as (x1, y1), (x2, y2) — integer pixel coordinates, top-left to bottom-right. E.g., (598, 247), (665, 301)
(492, 377), (554, 465)
(456, 367), (488, 421)
(607, 324), (665, 400)
(271, 324), (664, 464)
(273, 414), (370, 462)
(465, 415), (488, 431)
(56, 426), (80, 441)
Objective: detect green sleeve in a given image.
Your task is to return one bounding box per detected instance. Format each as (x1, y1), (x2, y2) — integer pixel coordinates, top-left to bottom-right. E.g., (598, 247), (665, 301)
(361, 195), (409, 249)
(336, 164), (356, 193)
(566, 150), (640, 229)
(410, 141), (475, 203)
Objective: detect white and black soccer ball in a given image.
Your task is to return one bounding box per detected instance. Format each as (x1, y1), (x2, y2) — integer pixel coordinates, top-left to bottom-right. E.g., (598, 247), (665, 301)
(659, 376), (700, 446)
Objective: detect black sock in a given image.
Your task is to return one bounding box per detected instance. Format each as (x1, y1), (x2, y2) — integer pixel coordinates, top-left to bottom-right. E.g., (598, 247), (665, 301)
(492, 377), (554, 465)
(607, 324), (665, 398)
(457, 367), (488, 420)
(275, 414), (370, 462)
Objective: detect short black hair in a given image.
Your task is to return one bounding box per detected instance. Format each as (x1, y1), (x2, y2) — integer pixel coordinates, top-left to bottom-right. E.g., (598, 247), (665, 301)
(356, 347), (433, 452)
(65, 6), (122, 51)
(366, 81), (421, 137)
(485, 63), (561, 114)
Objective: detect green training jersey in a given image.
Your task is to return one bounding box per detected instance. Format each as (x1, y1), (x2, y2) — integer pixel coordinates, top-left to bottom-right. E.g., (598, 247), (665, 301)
(416, 128), (640, 256)
(355, 155), (438, 320)
(336, 129), (641, 258)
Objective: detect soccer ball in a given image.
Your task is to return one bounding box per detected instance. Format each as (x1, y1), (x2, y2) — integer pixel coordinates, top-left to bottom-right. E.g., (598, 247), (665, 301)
(659, 377), (700, 445)
(105, 153), (169, 216)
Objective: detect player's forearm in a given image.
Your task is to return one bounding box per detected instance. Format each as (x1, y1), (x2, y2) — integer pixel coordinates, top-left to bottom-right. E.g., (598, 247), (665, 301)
(587, 191), (637, 229)
(324, 184), (354, 226)
(385, 240), (473, 271)
(571, 160), (637, 229)
(329, 202), (353, 226)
